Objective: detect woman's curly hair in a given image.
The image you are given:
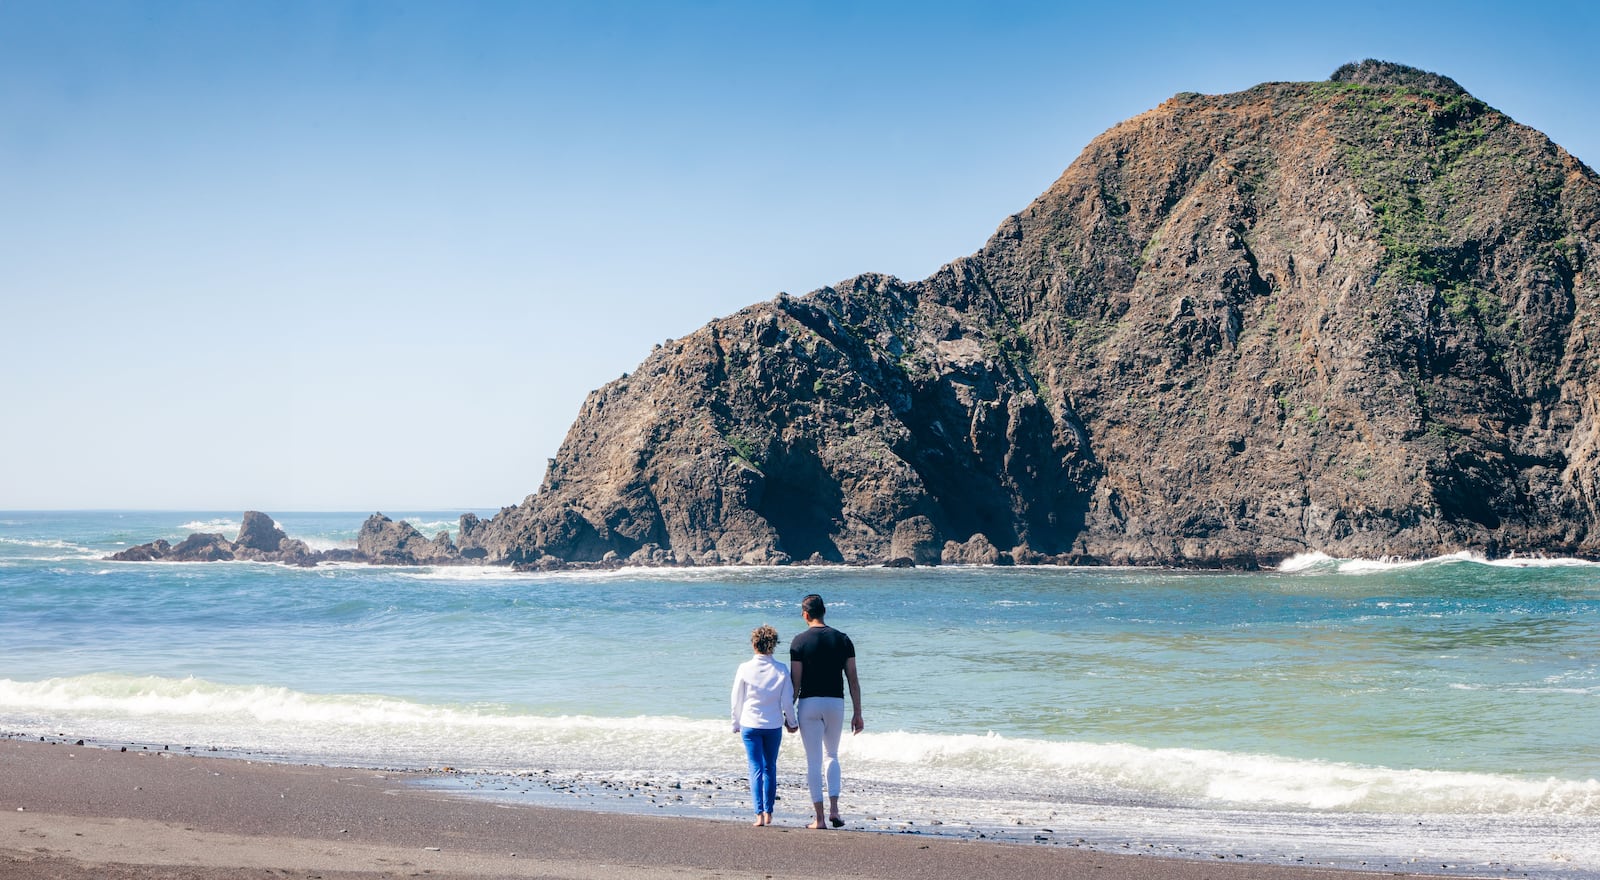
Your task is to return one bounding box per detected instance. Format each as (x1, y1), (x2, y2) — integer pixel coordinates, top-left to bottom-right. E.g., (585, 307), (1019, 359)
(750, 624), (779, 655)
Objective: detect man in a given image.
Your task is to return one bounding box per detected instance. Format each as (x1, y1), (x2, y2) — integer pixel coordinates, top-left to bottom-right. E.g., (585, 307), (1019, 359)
(788, 593), (863, 829)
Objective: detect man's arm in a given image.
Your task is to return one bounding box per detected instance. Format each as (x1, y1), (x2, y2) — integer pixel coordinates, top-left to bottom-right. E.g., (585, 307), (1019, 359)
(790, 660), (804, 701)
(844, 656), (864, 734)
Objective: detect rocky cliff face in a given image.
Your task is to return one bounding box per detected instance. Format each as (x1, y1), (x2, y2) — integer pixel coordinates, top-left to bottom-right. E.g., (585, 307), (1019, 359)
(472, 61), (1600, 568)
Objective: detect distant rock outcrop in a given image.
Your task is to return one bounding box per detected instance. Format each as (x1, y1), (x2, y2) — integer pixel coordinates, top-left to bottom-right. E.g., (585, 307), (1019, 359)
(356, 513), (459, 565)
(234, 510), (288, 553)
(890, 516), (943, 566)
(108, 512), (325, 564)
(457, 61), (1600, 568)
(942, 533), (1003, 566)
(107, 511), (462, 567)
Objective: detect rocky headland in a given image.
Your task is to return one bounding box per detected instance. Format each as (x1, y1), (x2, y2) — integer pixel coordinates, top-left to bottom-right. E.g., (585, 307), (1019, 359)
(112, 62), (1600, 570)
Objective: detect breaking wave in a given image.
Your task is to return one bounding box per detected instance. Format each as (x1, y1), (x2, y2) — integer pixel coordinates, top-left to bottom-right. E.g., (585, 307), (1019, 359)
(1278, 550), (1600, 575)
(2, 674), (1594, 818)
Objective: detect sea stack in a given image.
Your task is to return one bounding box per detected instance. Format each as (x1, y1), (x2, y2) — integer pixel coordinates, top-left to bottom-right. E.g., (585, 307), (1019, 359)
(466, 61), (1600, 569)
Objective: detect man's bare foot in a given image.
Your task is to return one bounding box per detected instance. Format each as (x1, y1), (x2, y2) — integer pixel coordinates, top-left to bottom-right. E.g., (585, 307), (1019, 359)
(806, 820), (829, 829)
(829, 815), (844, 827)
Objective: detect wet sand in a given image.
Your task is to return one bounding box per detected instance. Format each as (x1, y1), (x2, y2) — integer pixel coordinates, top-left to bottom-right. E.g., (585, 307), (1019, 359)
(1, 737), (1459, 880)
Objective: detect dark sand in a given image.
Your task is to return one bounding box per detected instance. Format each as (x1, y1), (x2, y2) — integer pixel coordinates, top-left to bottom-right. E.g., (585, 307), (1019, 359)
(1, 738), (1457, 880)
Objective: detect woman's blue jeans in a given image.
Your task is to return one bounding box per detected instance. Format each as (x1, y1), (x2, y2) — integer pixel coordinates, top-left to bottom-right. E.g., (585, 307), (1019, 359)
(740, 726), (783, 814)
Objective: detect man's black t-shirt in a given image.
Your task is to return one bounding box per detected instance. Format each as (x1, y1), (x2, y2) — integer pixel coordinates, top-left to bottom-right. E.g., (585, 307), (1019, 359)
(789, 625), (855, 699)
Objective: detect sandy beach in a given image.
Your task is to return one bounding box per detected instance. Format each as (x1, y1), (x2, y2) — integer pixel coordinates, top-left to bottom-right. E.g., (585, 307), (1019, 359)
(0, 737), (1471, 880)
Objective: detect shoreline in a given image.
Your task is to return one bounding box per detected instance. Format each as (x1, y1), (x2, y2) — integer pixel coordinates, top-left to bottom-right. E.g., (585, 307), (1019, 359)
(1, 735), (1494, 880)
(78, 508), (1600, 572)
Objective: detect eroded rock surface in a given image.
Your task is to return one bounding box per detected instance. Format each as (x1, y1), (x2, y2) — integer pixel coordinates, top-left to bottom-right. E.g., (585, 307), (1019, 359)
(466, 61), (1600, 568)
(357, 513), (459, 565)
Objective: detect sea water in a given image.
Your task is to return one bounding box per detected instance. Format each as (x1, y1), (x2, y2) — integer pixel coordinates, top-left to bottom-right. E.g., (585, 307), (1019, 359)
(1, 511), (1596, 876)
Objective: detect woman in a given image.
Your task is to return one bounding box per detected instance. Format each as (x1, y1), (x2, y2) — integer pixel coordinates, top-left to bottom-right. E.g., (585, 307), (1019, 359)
(730, 623), (797, 826)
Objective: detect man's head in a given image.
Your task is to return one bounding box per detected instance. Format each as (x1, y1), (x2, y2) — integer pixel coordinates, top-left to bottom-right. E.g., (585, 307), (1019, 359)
(800, 593), (826, 622)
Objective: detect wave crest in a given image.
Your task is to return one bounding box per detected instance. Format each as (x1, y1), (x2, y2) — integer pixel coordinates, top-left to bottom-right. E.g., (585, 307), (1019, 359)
(1278, 550), (1600, 575)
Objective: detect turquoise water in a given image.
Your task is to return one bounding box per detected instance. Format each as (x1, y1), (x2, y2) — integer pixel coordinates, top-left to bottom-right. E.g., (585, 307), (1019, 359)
(2, 511), (1597, 874)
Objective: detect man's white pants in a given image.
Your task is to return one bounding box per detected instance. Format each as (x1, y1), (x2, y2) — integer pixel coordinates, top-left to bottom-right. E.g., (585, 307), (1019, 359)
(797, 696), (845, 803)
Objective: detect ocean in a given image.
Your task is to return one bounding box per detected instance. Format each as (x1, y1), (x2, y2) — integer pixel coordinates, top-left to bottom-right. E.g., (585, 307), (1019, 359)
(2, 510), (1596, 876)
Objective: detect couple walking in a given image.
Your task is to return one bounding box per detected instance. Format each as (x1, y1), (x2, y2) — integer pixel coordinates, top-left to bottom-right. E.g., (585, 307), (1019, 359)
(729, 593), (864, 828)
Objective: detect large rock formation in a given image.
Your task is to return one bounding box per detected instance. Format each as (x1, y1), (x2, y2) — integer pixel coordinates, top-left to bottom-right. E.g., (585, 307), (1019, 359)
(478, 61), (1600, 567)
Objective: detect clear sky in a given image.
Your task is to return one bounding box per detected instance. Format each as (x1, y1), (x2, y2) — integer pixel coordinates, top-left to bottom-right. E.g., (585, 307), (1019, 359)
(3, 0), (1597, 511)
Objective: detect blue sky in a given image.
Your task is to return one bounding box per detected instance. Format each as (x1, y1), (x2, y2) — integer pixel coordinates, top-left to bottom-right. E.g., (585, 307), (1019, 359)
(3, 1), (1597, 510)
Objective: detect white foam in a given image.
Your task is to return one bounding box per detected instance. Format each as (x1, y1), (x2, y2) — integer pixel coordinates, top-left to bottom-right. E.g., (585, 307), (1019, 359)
(0, 536), (92, 552)
(398, 566), (541, 581)
(1277, 552), (1336, 573)
(404, 519), (457, 536)
(0, 673), (729, 775)
(178, 518), (239, 534)
(3, 674), (1594, 819)
(1338, 550), (1485, 573)
(397, 564), (815, 583)
(299, 538), (357, 553)
(1279, 549), (1600, 575)
(0, 536), (100, 563)
(849, 730), (1600, 817)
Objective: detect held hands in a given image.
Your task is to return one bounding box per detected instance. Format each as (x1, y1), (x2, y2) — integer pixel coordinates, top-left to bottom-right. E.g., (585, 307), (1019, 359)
(785, 723), (798, 733)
